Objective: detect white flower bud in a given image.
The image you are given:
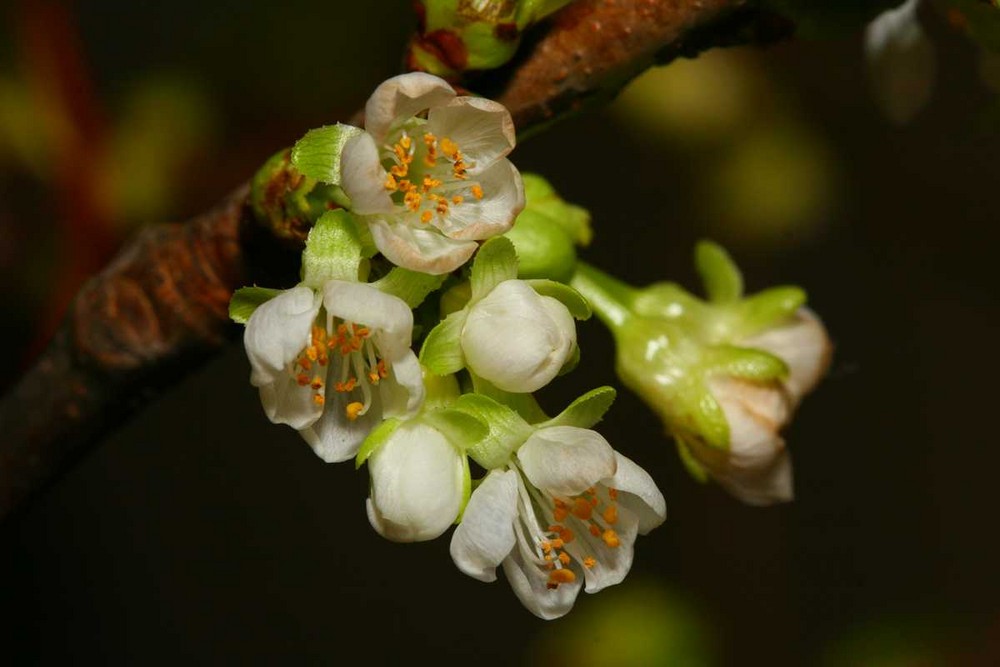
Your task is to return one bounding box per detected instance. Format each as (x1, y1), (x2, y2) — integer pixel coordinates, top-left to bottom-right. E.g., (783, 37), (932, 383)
(460, 280), (576, 393)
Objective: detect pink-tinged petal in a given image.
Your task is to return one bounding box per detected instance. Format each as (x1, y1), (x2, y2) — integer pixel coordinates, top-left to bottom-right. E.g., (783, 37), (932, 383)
(427, 96), (516, 172)
(516, 426), (617, 498)
(450, 470), (519, 582)
(369, 218), (479, 275)
(433, 159), (524, 241)
(604, 452), (666, 534)
(364, 72), (456, 142)
(741, 308), (831, 403)
(244, 285), (320, 387)
(340, 133), (395, 215)
(502, 542), (581, 620)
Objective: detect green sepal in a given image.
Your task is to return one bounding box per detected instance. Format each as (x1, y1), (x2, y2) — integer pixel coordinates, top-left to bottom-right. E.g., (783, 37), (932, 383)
(371, 268), (447, 308)
(423, 371), (461, 411)
(470, 373), (549, 424)
(704, 345), (788, 382)
(291, 123), (363, 185)
(695, 240), (743, 304)
(355, 417), (402, 468)
(439, 281), (472, 317)
(735, 286), (807, 336)
(470, 237), (518, 302)
(456, 455), (472, 523)
(541, 386), (617, 430)
(420, 310), (468, 376)
(675, 435), (709, 483)
(503, 211), (577, 282)
(229, 286), (282, 324)
(688, 386), (730, 450)
(451, 393), (534, 470)
(520, 173), (592, 246)
(301, 209), (365, 288)
(423, 408), (490, 452)
(558, 344), (580, 377)
(526, 279), (592, 320)
(631, 282), (701, 321)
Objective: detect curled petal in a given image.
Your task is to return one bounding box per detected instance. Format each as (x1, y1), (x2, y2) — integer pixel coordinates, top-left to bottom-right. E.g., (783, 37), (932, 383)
(433, 159), (525, 241)
(605, 452), (667, 534)
(244, 285), (320, 387)
(427, 96), (516, 173)
(450, 469), (519, 582)
(364, 72), (456, 142)
(301, 390), (383, 463)
(321, 280), (414, 342)
(502, 543), (581, 620)
(741, 308), (831, 403)
(378, 351), (425, 420)
(566, 492), (639, 594)
(340, 133), (395, 215)
(367, 422), (465, 542)
(369, 218), (479, 275)
(461, 280), (576, 393)
(516, 426), (617, 498)
(258, 372), (324, 431)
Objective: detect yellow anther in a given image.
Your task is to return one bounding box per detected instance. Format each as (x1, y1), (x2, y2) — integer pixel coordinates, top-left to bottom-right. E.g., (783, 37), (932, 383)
(608, 488), (618, 501)
(368, 371), (380, 384)
(603, 505), (618, 525)
(404, 190), (422, 211)
(296, 373), (310, 386)
(471, 184), (484, 199)
(313, 394), (325, 406)
(540, 541), (552, 554)
(345, 402), (364, 421)
(377, 359), (388, 378)
(583, 557), (597, 569)
(550, 539), (565, 549)
(572, 498), (593, 521)
(420, 210), (433, 224)
(422, 176), (442, 191)
(589, 524), (602, 537)
(601, 529), (620, 548)
(558, 552), (571, 566)
(310, 376), (324, 390)
(305, 346), (318, 362)
(390, 163), (408, 178)
(439, 137), (458, 158)
(546, 568), (576, 589)
(399, 135), (412, 150)
(451, 195), (463, 205)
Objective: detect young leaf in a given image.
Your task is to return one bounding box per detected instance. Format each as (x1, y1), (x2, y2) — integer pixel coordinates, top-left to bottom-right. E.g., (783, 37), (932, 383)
(736, 286), (807, 336)
(229, 286), (282, 324)
(541, 386), (617, 430)
(526, 279), (592, 320)
(371, 268), (447, 308)
(420, 310), (468, 376)
(470, 237), (519, 302)
(291, 124), (364, 185)
(422, 408), (489, 451)
(355, 418), (402, 468)
(301, 210), (365, 287)
(452, 393), (534, 469)
(695, 240), (743, 304)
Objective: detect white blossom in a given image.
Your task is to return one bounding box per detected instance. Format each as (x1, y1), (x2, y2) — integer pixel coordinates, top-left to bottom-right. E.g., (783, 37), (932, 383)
(340, 72), (525, 274)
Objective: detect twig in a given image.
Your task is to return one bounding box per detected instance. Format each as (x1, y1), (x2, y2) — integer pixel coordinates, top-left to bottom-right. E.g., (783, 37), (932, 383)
(0, 0), (788, 522)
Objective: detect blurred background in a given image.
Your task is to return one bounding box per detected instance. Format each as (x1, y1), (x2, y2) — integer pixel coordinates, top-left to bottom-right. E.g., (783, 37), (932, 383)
(1, 0), (998, 664)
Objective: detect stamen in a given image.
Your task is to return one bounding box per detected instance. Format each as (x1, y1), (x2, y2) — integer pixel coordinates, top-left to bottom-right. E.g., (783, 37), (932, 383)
(345, 402), (364, 421)
(602, 505), (618, 525)
(546, 568), (576, 589)
(601, 529), (620, 548)
(313, 394), (325, 406)
(583, 557), (596, 569)
(471, 184), (484, 199)
(572, 498), (593, 521)
(420, 210), (433, 224)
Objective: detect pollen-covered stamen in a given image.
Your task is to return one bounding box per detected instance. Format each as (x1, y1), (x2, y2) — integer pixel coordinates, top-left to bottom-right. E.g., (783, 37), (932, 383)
(539, 485), (624, 582)
(291, 325), (330, 404)
(319, 316), (391, 421)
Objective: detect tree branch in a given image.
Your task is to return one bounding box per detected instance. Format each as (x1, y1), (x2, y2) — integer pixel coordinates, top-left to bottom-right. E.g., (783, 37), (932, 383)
(0, 0), (788, 522)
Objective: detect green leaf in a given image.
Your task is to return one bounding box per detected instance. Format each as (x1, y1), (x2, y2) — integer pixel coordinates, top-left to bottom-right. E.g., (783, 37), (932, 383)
(229, 286), (282, 324)
(291, 124), (364, 185)
(422, 408), (489, 451)
(301, 209), (365, 287)
(695, 240), (743, 303)
(371, 268), (447, 308)
(420, 310), (468, 376)
(452, 393), (534, 469)
(526, 279), (592, 320)
(541, 386), (617, 429)
(736, 286), (807, 336)
(704, 345), (788, 382)
(355, 418), (402, 468)
(470, 237), (518, 302)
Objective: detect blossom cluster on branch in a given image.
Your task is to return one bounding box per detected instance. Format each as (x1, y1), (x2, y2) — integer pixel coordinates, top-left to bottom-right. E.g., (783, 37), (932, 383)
(230, 72), (830, 618)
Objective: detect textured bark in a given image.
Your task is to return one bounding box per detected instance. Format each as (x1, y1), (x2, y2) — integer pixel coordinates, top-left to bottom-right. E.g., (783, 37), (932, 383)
(0, 0), (788, 521)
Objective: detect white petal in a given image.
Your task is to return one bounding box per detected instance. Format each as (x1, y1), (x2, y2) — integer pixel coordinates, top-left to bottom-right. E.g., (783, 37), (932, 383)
(502, 547), (581, 620)
(461, 280), (576, 393)
(432, 159), (525, 241)
(516, 426), (617, 498)
(300, 390), (382, 463)
(426, 96), (516, 173)
(604, 452), (666, 534)
(714, 448), (794, 506)
(244, 285), (320, 386)
(864, 0), (935, 124)
(741, 308), (831, 403)
(364, 72), (456, 142)
(366, 421), (465, 542)
(377, 350), (424, 419)
(450, 470), (519, 582)
(340, 133), (395, 215)
(258, 373), (324, 430)
(566, 490), (639, 594)
(322, 280), (413, 339)
(368, 217), (479, 275)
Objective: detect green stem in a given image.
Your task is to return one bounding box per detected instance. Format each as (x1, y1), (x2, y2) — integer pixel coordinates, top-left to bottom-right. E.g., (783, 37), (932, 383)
(570, 262), (636, 331)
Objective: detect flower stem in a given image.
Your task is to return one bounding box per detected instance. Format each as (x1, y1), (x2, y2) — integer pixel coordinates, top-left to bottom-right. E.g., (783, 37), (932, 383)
(570, 262), (636, 332)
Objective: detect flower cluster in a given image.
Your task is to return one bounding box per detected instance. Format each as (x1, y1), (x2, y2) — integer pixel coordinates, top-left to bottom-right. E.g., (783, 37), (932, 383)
(230, 73), (666, 619)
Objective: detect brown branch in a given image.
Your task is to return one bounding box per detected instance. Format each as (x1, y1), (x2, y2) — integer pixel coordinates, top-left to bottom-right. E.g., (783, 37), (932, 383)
(0, 0), (788, 522)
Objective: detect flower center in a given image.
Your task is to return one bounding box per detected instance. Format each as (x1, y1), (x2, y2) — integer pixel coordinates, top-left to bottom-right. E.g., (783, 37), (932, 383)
(512, 468), (622, 590)
(291, 320), (389, 421)
(381, 130), (485, 225)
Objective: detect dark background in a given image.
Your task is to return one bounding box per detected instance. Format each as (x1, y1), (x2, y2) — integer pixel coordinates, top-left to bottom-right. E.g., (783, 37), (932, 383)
(1, 1), (998, 664)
